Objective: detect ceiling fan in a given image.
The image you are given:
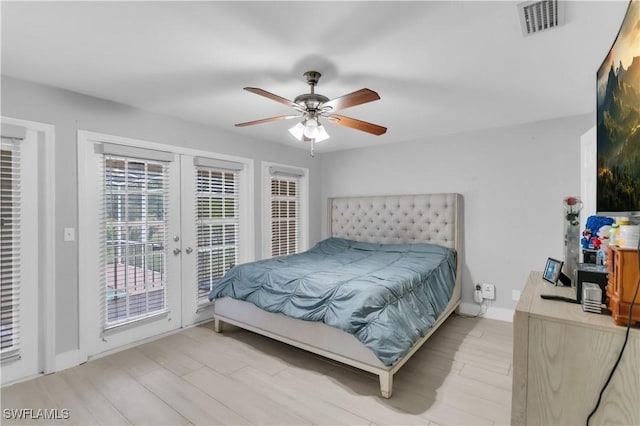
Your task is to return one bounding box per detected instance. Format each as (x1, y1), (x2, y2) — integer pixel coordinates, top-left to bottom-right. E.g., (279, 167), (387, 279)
(235, 71), (386, 155)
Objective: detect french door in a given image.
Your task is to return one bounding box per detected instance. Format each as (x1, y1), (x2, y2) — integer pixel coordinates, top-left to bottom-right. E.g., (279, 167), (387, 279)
(180, 156), (243, 326)
(1, 117), (54, 386)
(1, 128), (38, 384)
(79, 132), (249, 359)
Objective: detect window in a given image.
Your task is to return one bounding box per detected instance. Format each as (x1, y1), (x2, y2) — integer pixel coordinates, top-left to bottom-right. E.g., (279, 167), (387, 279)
(0, 137), (21, 361)
(102, 147), (172, 327)
(195, 158), (241, 303)
(264, 163), (308, 258)
(271, 175), (299, 256)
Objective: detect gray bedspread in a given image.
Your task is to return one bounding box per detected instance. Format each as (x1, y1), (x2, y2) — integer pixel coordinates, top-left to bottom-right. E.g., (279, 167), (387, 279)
(209, 237), (456, 366)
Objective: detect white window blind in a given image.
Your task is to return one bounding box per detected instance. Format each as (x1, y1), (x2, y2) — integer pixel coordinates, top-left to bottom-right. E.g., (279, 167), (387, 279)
(102, 152), (170, 327)
(0, 137), (21, 361)
(195, 164), (240, 302)
(270, 172), (300, 257)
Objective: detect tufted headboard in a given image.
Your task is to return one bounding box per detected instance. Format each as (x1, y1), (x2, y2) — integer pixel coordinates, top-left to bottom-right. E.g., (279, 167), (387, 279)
(328, 193), (462, 252)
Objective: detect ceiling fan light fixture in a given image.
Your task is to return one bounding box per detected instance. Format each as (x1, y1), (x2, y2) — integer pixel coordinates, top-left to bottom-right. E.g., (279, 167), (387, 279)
(288, 122), (305, 140)
(314, 124), (330, 142)
(303, 118), (319, 139)
(288, 120), (330, 143)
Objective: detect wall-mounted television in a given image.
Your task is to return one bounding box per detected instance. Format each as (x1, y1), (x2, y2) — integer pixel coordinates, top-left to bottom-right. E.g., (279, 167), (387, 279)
(596, 0), (640, 219)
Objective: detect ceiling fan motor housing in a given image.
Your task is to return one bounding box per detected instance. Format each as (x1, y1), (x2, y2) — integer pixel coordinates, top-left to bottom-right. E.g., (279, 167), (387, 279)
(294, 71), (329, 110)
(303, 71), (322, 86)
(294, 93), (330, 110)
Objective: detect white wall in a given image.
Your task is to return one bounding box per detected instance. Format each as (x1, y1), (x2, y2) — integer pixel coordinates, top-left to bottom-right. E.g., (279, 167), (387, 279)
(0, 73), (597, 357)
(580, 126), (597, 229)
(320, 114), (595, 311)
(1, 76), (323, 357)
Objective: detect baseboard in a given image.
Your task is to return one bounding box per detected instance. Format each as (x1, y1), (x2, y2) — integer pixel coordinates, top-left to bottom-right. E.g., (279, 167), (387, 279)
(55, 349), (82, 372)
(459, 302), (514, 322)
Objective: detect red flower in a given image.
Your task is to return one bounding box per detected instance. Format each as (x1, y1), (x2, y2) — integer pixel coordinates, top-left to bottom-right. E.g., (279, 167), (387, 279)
(564, 196), (578, 206)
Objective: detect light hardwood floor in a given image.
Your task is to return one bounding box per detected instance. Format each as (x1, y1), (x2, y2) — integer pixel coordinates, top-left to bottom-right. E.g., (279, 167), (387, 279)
(1, 314), (513, 426)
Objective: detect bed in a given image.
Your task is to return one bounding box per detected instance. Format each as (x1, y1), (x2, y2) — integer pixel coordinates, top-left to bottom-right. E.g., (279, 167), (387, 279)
(210, 193), (463, 398)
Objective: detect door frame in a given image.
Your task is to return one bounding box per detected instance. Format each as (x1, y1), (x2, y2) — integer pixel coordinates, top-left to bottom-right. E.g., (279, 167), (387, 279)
(1, 116), (56, 383)
(77, 130), (254, 363)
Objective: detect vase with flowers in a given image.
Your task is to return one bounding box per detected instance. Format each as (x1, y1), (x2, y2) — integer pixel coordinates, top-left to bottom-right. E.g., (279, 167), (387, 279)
(563, 196), (583, 285)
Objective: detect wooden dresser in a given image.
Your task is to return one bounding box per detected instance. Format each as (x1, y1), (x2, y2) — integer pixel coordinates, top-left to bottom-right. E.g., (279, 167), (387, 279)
(606, 246), (640, 326)
(511, 272), (640, 425)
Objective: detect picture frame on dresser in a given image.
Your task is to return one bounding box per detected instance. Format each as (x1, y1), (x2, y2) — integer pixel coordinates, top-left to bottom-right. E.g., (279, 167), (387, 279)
(543, 257), (563, 285)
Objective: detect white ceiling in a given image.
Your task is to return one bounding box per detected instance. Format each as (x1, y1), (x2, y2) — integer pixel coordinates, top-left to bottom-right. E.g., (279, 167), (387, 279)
(0, 1), (630, 153)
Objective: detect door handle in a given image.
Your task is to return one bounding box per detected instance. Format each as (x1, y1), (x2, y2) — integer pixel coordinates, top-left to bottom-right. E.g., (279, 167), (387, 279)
(173, 248), (181, 255)
(185, 247), (193, 254)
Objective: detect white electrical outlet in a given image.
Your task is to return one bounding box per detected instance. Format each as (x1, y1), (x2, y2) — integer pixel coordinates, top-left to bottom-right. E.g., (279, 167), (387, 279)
(512, 289), (521, 301)
(481, 283), (495, 300)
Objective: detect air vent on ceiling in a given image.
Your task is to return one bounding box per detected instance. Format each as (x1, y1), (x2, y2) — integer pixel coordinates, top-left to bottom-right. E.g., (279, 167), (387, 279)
(517, 0), (565, 36)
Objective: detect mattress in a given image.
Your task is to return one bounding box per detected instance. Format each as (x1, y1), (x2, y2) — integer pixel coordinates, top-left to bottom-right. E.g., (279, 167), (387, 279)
(209, 237), (456, 365)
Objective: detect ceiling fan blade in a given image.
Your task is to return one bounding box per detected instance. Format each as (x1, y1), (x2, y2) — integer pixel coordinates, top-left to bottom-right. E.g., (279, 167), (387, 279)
(328, 114), (387, 136)
(235, 115), (299, 127)
(321, 88), (380, 112)
(243, 87), (301, 110)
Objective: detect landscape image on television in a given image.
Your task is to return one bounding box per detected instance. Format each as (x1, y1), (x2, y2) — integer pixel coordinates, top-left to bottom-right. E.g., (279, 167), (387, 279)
(597, 0), (640, 213)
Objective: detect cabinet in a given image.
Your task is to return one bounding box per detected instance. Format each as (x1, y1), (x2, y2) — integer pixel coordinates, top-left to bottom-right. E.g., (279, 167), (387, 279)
(606, 246), (640, 326)
(511, 272), (640, 425)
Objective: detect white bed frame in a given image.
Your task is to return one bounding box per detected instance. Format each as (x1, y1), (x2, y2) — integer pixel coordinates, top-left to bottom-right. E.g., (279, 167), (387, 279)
(213, 193), (463, 398)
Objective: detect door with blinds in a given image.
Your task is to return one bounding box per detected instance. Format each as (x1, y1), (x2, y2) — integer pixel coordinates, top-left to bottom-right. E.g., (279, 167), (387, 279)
(1, 125), (39, 384)
(79, 132), (248, 358)
(180, 156), (243, 326)
(80, 140), (182, 356)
